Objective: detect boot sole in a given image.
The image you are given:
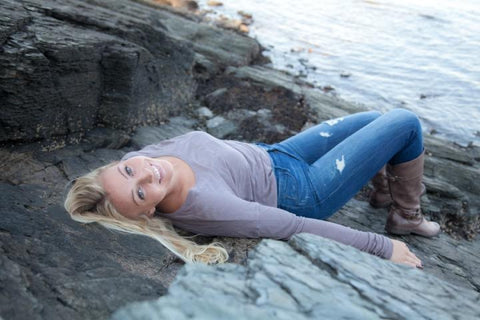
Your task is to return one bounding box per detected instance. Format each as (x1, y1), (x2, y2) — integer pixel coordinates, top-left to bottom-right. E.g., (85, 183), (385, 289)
(385, 226), (440, 237)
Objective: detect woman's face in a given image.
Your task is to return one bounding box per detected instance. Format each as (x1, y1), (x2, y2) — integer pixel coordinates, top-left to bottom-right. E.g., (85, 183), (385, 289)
(100, 156), (174, 220)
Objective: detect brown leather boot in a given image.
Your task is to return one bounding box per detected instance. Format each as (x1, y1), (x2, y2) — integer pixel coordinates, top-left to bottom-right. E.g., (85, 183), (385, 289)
(369, 166), (426, 209)
(369, 166), (393, 208)
(385, 151), (440, 237)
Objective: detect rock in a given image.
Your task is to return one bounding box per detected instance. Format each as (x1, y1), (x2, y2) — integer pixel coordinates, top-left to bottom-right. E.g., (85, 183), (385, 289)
(0, 150), (65, 188)
(238, 24), (249, 33)
(225, 65), (304, 92)
(214, 16), (249, 33)
(130, 116), (198, 149)
(205, 87), (229, 106)
(322, 85), (335, 93)
(199, 67), (316, 143)
(225, 108), (257, 121)
(146, 5), (260, 68)
(424, 155), (479, 216)
(0, 0), (260, 145)
(328, 199), (480, 291)
(192, 53), (219, 77)
(111, 233), (480, 320)
(207, 0), (223, 7)
(196, 106), (214, 119)
(237, 10), (253, 20)
(0, 182), (178, 320)
(0, 0), (197, 144)
(206, 116), (237, 138)
(237, 10), (253, 25)
(83, 128), (131, 150)
(424, 134), (477, 166)
(148, 0), (199, 11)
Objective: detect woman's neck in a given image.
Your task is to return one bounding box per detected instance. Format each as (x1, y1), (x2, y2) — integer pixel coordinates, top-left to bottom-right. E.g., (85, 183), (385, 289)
(156, 156), (195, 213)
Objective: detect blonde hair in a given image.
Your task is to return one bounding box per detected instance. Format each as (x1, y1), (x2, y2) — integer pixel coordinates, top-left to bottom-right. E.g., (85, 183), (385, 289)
(64, 162), (228, 264)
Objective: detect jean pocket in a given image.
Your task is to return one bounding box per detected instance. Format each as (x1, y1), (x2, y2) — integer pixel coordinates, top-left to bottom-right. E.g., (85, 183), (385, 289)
(276, 166), (314, 209)
(277, 168), (299, 202)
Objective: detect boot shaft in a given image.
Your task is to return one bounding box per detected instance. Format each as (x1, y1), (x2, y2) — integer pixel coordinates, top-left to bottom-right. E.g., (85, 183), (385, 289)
(387, 151), (425, 212)
(385, 151), (440, 237)
(369, 165), (392, 208)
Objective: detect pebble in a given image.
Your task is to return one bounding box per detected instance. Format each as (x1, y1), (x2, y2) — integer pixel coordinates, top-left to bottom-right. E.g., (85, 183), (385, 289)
(207, 0), (223, 7)
(197, 106), (214, 119)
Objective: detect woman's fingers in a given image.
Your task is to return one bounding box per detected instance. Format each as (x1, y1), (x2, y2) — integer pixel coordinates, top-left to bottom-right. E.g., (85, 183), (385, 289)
(401, 255), (417, 267)
(389, 239), (423, 269)
(401, 256), (421, 268)
(407, 251), (423, 268)
(407, 256), (421, 267)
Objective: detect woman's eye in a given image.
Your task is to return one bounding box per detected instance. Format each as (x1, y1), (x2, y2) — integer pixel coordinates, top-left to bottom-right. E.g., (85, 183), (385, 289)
(125, 166), (133, 176)
(137, 188), (145, 200)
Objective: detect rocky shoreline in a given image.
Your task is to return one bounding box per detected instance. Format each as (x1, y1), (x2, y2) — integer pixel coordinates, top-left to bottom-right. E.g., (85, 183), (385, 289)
(1, 0), (479, 319)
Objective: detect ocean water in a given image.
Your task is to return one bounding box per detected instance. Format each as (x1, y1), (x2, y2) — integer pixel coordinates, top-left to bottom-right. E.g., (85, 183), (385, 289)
(198, 0), (480, 146)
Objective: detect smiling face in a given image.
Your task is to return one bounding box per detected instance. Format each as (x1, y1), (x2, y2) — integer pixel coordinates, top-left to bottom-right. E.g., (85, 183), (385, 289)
(99, 156), (175, 220)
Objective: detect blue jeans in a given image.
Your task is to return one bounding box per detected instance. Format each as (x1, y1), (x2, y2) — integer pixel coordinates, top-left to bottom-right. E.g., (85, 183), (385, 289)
(257, 108), (423, 220)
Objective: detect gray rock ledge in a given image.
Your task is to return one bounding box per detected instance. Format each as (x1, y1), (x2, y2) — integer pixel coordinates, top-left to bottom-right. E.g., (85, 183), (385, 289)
(112, 233), (480, 320)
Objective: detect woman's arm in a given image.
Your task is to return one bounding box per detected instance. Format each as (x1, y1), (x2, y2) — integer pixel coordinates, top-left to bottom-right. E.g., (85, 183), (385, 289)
(174, 192), (422, 266)
(179, 193), (395, 259)
(299, 217), (393, 259)
(300, 218), (422, 267)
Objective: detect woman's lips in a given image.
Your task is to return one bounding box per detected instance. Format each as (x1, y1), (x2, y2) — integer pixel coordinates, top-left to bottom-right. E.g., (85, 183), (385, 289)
(158, 165), (167, 183)
(150, 164), (162, 183)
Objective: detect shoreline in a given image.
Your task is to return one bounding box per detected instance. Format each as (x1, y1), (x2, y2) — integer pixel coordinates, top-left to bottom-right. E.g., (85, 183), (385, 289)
(192, 0), (480, 148)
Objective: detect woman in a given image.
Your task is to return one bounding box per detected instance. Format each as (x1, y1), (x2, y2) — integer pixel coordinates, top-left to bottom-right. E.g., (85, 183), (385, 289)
(64, 109), (440, 268)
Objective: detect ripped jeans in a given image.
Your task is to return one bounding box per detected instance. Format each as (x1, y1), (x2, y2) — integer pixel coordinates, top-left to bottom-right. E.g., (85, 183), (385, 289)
(257, 108), (423, 219)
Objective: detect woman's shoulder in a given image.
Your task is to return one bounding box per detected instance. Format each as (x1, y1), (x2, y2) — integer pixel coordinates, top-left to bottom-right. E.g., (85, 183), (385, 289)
(144, 130), (213, 147)
(182, 130), (217, 141)
(155, 130), (210, 144)
(159, 130), (217, 147)
(122, 131), (213, 160)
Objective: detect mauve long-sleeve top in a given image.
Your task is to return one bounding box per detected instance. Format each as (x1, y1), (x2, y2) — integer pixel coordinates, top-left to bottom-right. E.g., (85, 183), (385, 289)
(122, 131), (393, 259)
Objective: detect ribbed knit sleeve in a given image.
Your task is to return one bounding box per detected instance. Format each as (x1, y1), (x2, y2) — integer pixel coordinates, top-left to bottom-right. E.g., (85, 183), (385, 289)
(165, 191), (393, 259)
(299, 217), (393, 259)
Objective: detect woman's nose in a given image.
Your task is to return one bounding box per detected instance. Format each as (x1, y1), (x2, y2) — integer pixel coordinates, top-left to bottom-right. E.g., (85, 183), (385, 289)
(138, 166), (153, 184)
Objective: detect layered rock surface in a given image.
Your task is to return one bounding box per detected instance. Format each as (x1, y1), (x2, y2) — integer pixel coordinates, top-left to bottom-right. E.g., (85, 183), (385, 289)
(1, 0), (479, 319)
(0, 0), (259, 144)
(112, 233), (480, 320)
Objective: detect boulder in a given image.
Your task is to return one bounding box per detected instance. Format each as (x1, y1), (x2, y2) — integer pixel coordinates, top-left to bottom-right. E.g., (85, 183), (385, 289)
(0, 0), (259, 145)
(111, 233), (480, 320)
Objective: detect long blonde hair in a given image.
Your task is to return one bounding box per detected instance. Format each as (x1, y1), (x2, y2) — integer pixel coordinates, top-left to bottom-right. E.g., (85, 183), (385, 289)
(64, 163), (228, 264)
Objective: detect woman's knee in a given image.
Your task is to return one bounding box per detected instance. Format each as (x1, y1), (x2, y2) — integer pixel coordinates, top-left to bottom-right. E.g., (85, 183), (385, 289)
(369, 110), (383, 118)
(361, 110), (382, 122)
(387, 108), (420, 122)
(386, 108), (422, 131)
(385, 109), (423, 163)
(339, 110), (381, 128)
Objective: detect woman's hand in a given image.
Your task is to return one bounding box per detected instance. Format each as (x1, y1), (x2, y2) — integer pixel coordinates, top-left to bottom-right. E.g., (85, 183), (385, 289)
(389, 239), (423, 269)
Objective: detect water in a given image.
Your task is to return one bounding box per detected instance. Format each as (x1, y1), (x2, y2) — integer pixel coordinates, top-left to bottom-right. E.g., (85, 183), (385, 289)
(198, 0), (480, 146)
